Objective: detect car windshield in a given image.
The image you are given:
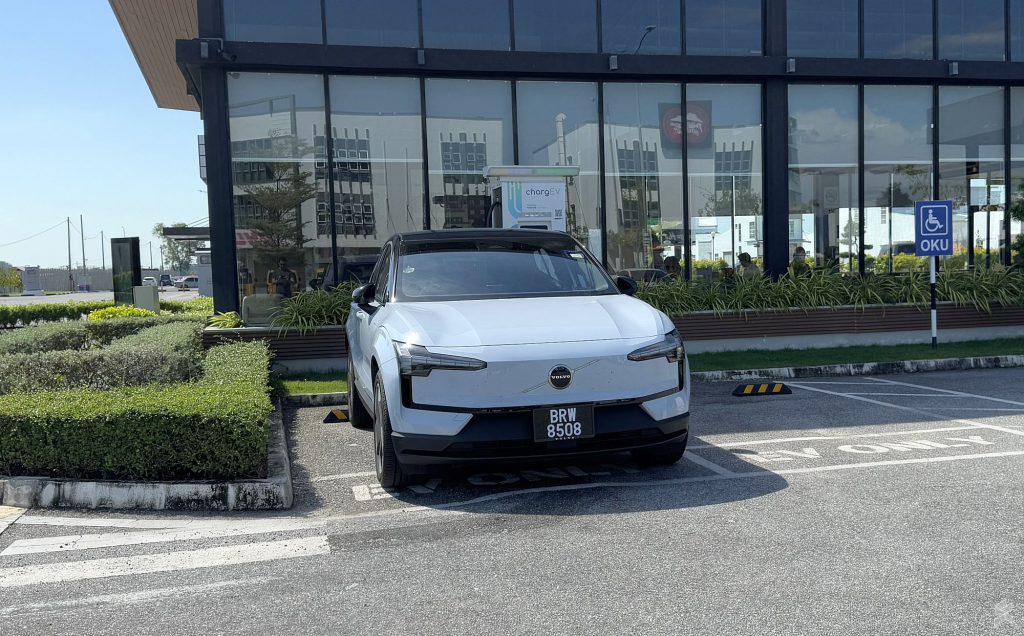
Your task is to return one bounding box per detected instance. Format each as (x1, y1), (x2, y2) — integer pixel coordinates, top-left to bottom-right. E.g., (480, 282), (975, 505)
(397, 236), (615, 301)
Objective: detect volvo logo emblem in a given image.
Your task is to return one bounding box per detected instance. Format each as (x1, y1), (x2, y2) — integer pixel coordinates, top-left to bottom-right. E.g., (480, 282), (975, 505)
(549, 365), (573, 390)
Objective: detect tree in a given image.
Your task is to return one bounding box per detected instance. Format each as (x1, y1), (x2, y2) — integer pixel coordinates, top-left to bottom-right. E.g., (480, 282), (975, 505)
(0, 266), (22, 295)
(238, 135), (317, 272)
(154, 223), (203, 275)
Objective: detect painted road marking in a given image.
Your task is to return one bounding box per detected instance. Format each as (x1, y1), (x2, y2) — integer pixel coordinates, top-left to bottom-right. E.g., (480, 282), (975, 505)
(14, 516), (215, 530)
(0, 507), (26, 537)
(0, 537), (330, 589)
(0, 578), (267, 617)
(868, 377), (1024, 407)
(734, 435), (996, 463)
(688, 425), (980, 450)
(683, 451), (736, 476)
(787, 383), (1024, 438)
(1, 519), (316, 556)
(312, 471), (377, 483)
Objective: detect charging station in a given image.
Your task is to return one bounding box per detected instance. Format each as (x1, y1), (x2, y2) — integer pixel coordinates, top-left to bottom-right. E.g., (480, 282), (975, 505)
(483, 166), (580, 232)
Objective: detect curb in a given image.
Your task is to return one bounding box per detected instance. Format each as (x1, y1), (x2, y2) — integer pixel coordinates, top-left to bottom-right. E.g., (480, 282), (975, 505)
(0, 405), (294, 512)
(283, 392), (346, 408)
(692, 354), (1024, 382)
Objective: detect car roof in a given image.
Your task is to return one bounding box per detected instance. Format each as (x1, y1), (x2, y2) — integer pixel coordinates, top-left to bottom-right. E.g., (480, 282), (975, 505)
(394, 228), (572, 245)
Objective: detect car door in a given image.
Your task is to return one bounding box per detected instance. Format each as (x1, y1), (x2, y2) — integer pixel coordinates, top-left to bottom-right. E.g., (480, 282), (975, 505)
(352, 244), (392, 395)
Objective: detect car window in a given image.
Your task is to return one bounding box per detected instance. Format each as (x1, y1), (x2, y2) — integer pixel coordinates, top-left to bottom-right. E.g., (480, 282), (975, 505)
(397, 236), (614, 302)
(372, 245), (392, 304)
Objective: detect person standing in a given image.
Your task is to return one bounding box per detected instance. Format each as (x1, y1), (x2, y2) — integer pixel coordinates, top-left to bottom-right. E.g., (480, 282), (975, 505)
(738, 252), (760, 278)
(267, 258), (298, 297)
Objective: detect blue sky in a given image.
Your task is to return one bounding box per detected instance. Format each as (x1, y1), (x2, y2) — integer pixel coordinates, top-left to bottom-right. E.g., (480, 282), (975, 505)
(0, 1), (206, 268)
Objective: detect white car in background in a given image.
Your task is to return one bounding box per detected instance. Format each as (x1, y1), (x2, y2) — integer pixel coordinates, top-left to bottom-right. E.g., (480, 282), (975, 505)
(142, 276), (158, 287)
(346, 229), (690, 487)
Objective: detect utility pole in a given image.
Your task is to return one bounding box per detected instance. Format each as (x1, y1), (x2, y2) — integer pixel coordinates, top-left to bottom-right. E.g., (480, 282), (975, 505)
(66, 217), (73, 292)
(149, 241), (154, 269)
(101, 231), (106, 270)
(79, 214), (87, 271)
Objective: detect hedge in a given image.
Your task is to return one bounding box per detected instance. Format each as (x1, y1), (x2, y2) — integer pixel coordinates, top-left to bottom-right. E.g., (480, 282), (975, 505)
(0, 341), (273, 481)
(0, 301), (114, 328)
(0, 322), (205, 395)
(0, 314), (206, 355)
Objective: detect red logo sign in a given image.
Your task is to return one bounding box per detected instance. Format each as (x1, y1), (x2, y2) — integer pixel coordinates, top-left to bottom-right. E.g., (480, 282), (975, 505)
(659, 102), (713, 148)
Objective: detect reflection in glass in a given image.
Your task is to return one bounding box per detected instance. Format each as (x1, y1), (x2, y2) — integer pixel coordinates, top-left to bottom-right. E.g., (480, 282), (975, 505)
(514, 0), (597, 52)
(1010, 88), (1024, 266)
(425, 80), (513, 229)
(228, 73), (328, 316)
(422, 0), (511, 50)
(326, 0), (419, 47)
(686, 84), (763, 275)
(938, 0), (1005, 61)
(863, 0), (933, 59)
(1013, 0), (1024, 61)
(516, 82), (602, 256)
(602, 0), (680, 55)
(939, 86), (1005, 269)
(223, 0), (323, 44)
(864, 86), (934, 272)
(603, 83), (684, 275)
(788, 85), (860, 271)
(686, 0), (762, 56)
(329, 77), (424, 279)
(788, 0), (858, 58)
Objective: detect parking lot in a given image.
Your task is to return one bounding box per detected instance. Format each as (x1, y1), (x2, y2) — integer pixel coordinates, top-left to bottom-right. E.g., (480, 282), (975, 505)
(1, 367), (1022, 634)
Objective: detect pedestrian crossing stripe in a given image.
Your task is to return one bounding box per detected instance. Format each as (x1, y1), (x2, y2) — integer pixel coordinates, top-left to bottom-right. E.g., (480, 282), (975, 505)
(323, 408), (349, 424)
(733, 383), (792, 397)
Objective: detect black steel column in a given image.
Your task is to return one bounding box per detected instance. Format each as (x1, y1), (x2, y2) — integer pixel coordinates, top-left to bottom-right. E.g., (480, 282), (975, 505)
(197, 0), (238, 313)
(762, 0), (788, 277)
(323, 75), (340, 285)
(857, 83), (866, 275)
(1005, 84), (1013, 267)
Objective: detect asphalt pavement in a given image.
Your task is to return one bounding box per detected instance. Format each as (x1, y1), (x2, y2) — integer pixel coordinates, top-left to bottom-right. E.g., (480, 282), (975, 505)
(1, 368), (1023, 634)
(0, 290), (199, 305)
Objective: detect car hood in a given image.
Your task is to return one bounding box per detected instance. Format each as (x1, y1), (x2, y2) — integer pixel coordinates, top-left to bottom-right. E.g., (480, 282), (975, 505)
(385, 295), (671, 347)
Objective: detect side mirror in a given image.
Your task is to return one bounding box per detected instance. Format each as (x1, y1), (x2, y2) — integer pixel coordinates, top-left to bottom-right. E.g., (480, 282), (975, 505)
(352, 284), (375, 305)
(614, 275), (638, 297)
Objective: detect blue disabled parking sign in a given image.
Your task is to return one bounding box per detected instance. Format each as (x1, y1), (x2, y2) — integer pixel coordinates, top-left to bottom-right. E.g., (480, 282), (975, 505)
(915, 200), (954, 256)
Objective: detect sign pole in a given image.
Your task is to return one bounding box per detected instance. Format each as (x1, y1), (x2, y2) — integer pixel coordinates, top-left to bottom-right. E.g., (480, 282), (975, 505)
(929, 256), (937, 349)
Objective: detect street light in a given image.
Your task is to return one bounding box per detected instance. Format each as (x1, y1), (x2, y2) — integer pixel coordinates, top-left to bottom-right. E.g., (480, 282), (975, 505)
(120, 226), (126, 238)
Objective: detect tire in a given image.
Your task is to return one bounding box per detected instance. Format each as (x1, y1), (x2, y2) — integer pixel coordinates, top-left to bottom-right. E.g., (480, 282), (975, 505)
(347, 356), (373, 430)
(630, 436), (688, 467)
(373, 373), (412, 488)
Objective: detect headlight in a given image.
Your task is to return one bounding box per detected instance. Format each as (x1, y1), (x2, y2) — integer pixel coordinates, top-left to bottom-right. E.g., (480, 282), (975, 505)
(627, 330), (685, 363)
(394, 342), (487, 377)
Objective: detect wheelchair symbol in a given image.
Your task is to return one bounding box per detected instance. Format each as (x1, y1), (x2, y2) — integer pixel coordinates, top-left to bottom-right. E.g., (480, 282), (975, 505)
(920, 206), (949, 237)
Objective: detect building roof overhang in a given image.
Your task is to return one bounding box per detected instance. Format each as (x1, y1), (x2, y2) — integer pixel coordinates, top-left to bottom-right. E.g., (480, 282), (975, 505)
(109, 0), (200, 112)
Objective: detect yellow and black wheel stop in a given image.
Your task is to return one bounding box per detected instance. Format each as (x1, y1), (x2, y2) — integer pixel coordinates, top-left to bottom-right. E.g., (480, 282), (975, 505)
(733, 383), (792, 397)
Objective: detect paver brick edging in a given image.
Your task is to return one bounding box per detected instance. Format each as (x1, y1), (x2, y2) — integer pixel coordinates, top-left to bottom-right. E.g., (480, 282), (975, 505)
(692, 354), (1024, 382)
(0, 404), (294, 511)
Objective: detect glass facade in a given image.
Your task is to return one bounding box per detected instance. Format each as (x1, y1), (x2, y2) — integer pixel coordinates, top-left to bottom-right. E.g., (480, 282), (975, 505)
(325, 0), (419, 48)
(210, 2), (1024, 312)
(603, 83), (684, 275)
(863, 0), (933, 59)
(1013, 0), (1024, 61)
(223, 0), (323, 44)
(938, 0), (1005, 61)
(516, 82), (602, 255)
(425, 79), (514, 229)
(686, 0), (762, 56)
(228, 73), (328, 317)
(939, 87), (1005, 269)
(788, 85), (860, 271)
(422, 0), (511, 51)
(863, 85), (933, 272)
(602, 0), (680, 55)
(514, 0), (597, 53)
(788, 0), (859, 58)
(687, 84), (763, 275)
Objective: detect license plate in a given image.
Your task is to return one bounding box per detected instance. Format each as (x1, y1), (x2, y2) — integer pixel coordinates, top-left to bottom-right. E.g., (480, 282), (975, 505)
(532, 405), (595, 442)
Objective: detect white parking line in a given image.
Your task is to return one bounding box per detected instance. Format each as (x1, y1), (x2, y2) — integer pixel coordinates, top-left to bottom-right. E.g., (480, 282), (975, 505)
(683, 451), (736, 476)
(788, 382), (1024, 438)
(0, 507), (26, 537)
(0, 537), (330, 589)
(688, 425), (980, 449)
(843, 393), (963, 397)
(311, 471), (377, 483)
(14, 516), (215, 530)
(868, 377), (1024, 407)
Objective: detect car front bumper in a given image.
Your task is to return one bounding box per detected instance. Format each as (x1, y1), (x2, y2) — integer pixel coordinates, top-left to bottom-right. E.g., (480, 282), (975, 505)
(390, 403), (689, 466)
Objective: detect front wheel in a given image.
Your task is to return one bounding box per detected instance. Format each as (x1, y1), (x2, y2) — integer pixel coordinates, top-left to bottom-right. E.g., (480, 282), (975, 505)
(373, 373), (411, 488)
(630, 436), (688, 467)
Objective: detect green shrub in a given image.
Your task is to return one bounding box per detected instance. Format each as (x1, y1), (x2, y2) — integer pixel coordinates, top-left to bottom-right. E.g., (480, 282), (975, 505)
(0, 301), (114, 328)
(0, 321), (92, 354)
(209, 311), (243, 328)
(0, 322), (204, 394)
(0, 341), (273, 480)
(84, 314), (205, 344)
(87, 306), (157, 321)
(271, 288), (351, 334)
(160, 297), (214, 316)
